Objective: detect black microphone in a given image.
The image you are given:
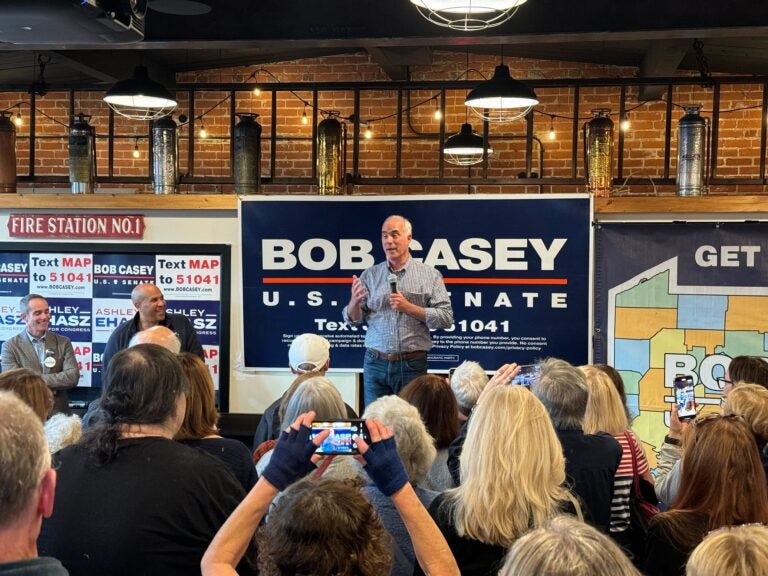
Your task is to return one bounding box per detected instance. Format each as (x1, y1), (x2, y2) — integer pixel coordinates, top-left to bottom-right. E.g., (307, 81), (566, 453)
(388, 272), (398, 294)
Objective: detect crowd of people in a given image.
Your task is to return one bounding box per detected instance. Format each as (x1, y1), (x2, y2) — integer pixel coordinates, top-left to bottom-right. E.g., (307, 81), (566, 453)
(2, 215), (768, 575)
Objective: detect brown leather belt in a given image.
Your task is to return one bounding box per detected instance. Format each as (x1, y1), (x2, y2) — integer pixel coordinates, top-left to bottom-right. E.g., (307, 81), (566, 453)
(368, 348), (427, 362)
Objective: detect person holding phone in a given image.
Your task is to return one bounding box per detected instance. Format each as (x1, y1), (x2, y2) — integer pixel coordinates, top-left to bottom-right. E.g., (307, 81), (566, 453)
(201, 412), (460, 576)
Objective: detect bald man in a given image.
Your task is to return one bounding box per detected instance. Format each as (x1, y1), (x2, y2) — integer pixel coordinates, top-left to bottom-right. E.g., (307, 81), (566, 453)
(101, 283), (203, 373)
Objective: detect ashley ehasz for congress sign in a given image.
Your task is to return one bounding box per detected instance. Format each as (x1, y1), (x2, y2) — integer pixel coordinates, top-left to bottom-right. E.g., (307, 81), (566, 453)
(240, 195), (592, 372)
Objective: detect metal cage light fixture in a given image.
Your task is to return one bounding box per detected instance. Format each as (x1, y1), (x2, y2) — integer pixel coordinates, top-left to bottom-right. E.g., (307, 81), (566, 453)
(465, 64), (538, 122)
(103, 66), (178, 121)
(409, 0), (528, 32)
(443, 122), (493, 166)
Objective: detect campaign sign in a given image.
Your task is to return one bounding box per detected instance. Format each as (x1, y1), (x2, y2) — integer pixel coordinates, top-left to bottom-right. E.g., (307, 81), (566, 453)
(0, 296), (25, 342)
(93, 253), (156, 298)
(157, 255), (221, 300)
(241, 195), (592, 371)
(29, 253), (93, 299)
(90, 342), (106, 388)
(202, 345), (220, 389)
(73, 342), (93, 388)
(166, 300), (220, 346)
(48, 297), (92, 342)
(0, 253), (30, 297)
(594, 222), (768, 464)
(91, 298), (137, 343)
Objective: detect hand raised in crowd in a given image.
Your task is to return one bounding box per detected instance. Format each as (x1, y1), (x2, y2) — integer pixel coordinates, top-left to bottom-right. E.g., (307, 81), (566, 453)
(261, 411), (330, 491)
(355, 418), (410, 497)
(668, 402), (691, 440)
(476, 362), (522, 405)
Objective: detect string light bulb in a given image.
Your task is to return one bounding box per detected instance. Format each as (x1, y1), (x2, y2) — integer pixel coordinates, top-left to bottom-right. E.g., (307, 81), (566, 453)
(253, 85), (261, 96)
(433, 100), (442, 121)
(548, 116), (555, 140)
(132, 138), (140, 158)
(199, 121), (207, 139)
(364, 122), (373, 140)
(301, 105), (309, 125)
(621, 113), (631, 132)
(13, 110), (22, 127)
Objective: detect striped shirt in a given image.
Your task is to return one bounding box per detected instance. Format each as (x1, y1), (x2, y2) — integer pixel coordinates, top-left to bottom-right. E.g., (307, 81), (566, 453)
(343, 257), (453, 353)
(610, 430), (650, 533)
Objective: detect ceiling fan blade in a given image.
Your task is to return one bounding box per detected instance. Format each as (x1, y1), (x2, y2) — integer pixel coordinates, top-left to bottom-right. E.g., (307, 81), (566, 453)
(148, 0), (211, 16)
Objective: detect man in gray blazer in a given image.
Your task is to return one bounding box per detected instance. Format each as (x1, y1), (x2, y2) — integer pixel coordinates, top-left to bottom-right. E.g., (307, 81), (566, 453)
(1, 294), (79, 415)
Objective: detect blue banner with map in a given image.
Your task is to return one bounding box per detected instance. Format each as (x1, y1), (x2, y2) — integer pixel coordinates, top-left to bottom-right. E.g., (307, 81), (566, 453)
(594, 222), (768, 466)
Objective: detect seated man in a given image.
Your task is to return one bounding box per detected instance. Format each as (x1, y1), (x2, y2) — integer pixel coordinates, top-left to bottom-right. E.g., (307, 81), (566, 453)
(531, 357), (622, 532)
(0, 391), (66, 574)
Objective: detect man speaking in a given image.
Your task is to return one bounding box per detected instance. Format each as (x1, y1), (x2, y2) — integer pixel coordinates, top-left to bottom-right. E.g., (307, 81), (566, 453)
(343, 215), (453, 407)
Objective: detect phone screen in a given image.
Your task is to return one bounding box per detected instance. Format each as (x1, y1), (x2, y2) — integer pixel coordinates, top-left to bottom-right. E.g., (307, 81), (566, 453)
(310, 419), (370, 455)
(674, 375), (697, 420)
(511, 364), (540, 387)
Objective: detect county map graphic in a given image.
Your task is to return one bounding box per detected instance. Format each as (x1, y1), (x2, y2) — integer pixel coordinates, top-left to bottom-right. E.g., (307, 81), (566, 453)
(607, 257), (768, 467)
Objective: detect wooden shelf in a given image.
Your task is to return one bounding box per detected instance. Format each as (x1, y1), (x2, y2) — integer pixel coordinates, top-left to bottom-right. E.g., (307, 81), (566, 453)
(594, 195), (768, 214)
(0, 193), (766, 214)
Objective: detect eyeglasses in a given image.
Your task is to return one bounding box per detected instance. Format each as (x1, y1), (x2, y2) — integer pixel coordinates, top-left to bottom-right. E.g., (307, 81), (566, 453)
(716, 377), (733, 390)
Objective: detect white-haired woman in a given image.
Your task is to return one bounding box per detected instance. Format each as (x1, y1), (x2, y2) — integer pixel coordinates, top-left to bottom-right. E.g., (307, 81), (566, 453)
(416, 364), (582, 576)
(362, 395), (438, 576)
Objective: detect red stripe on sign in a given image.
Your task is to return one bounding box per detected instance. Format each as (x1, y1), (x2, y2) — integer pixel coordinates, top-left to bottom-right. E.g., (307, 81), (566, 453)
(262, 277), (568, 285)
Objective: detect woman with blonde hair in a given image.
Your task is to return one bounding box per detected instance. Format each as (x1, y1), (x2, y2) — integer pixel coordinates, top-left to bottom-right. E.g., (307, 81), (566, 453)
(582, 364), (653, 555)
(175, 353), (257, 491)
(686, 524), (768, 576)
(722, 383), (768, 478)
(416, 374), (581, 576)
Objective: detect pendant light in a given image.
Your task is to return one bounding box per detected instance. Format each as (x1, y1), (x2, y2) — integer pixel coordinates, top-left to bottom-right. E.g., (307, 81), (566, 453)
(103, 66), (177, 121)
(443, 122), (493, 166)
(465, 53), (538, 123)
(410, 0), (528, 32)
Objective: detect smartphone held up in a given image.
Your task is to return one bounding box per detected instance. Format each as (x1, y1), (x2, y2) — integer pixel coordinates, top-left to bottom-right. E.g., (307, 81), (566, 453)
(510, 364), (541, 388)
(310, 419), (370, 455)
(674, 375), (697, 420)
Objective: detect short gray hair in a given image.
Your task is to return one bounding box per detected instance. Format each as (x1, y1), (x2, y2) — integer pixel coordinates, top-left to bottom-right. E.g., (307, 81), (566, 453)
(531, 358), (588, 429)
(281, 377), (346, 430)
(0, 391), (50, 527)
(501, 515), (641, 576)
(363, 395), (436, 484)
(19, 293), (46, 313)
(450, 361), (489, 415)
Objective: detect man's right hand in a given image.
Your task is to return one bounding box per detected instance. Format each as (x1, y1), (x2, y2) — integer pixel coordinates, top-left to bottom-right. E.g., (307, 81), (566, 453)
(349, 275), (368, 307)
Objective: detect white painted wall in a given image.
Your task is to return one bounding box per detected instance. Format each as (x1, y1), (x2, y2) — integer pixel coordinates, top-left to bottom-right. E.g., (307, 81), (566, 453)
(0, 204), (360, 414)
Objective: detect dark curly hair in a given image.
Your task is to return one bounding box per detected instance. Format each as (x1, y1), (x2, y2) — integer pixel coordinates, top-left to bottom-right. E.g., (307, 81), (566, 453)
(257, 477), (392, 576)
(81, 344), (188, 466)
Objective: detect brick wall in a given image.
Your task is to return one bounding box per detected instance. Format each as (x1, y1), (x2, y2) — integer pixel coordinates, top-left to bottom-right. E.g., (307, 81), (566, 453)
(1, 51), (765, 195)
